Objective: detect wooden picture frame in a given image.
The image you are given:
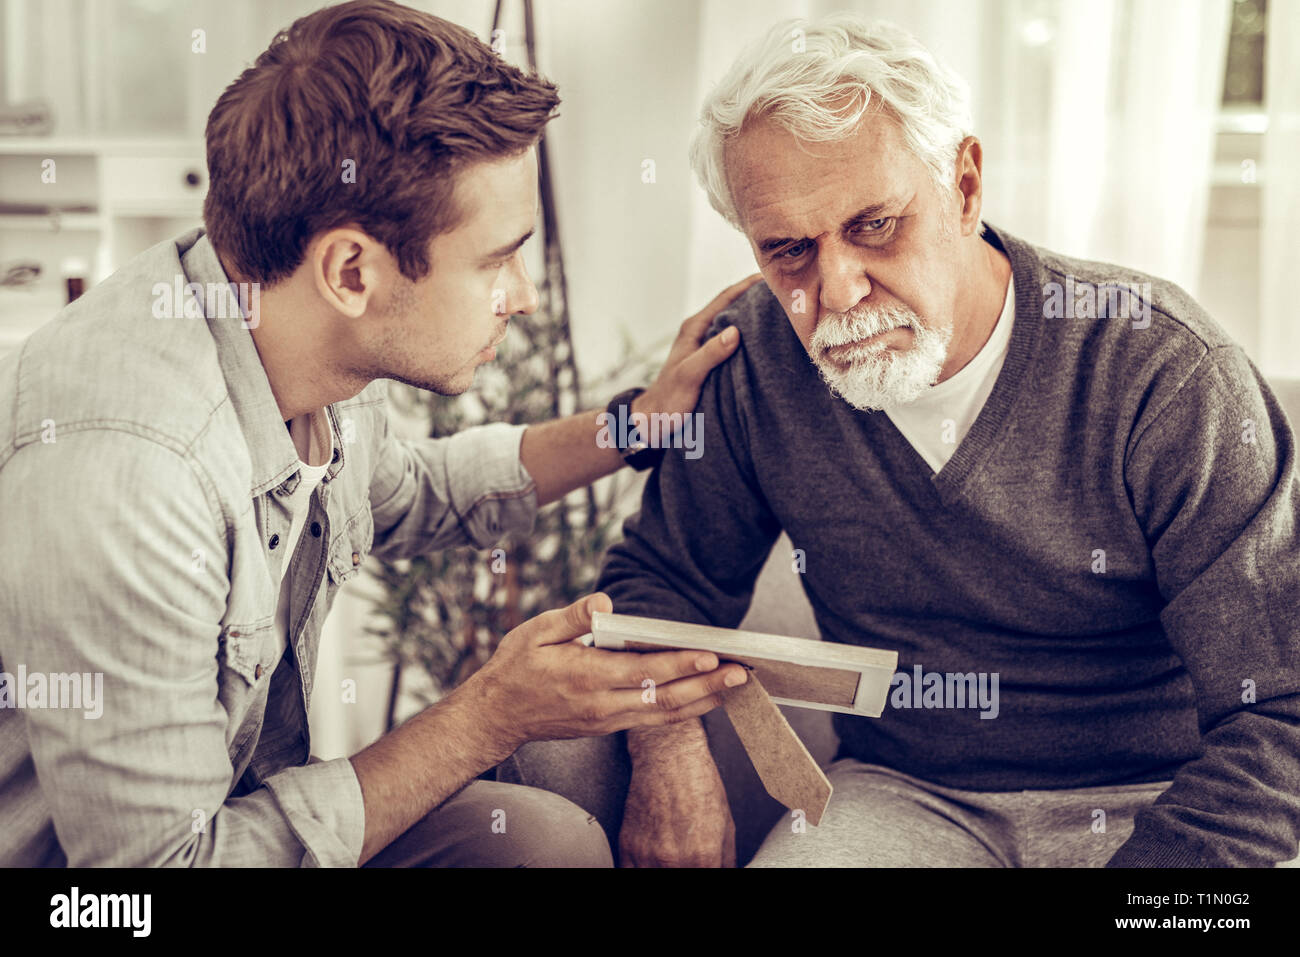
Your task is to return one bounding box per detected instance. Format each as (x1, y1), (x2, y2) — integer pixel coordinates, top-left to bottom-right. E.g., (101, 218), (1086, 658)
(586, 611), (898, 718)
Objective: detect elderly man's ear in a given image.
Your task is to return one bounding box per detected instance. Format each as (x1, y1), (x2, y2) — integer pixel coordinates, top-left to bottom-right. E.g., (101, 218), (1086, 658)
(953, 136), (985, 235)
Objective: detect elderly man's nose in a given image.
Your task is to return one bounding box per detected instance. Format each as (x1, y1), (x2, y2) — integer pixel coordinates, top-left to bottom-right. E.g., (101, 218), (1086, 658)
(819, 256), (872, 315)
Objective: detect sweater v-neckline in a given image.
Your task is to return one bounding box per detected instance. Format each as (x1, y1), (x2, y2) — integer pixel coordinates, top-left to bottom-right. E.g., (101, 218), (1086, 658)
(869, 223), (1043, 506)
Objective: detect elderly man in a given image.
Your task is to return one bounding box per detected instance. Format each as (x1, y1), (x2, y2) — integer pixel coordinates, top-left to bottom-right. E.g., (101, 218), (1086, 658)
(578, 14), (1300, 867)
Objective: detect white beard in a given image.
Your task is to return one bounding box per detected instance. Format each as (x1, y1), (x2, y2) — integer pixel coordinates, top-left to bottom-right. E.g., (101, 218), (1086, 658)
(808, 300), (952, 411)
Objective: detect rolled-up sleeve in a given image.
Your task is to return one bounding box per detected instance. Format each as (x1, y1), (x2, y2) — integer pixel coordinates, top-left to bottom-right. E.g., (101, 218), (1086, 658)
(262, 756), (366, 867)
(368, 416), (539, 559)
(0, 429), (364, 867)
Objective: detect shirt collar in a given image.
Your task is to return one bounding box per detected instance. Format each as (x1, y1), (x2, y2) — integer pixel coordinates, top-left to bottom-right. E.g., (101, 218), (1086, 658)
(176, 228), (343, 497)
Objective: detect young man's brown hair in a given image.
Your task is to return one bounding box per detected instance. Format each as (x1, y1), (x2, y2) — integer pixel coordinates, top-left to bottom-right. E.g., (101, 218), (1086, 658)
(203, 0), (559, 286)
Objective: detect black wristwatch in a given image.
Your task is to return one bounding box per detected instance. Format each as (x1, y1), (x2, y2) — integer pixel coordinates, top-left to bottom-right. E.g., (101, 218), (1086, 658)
(606, 387), (664, 471)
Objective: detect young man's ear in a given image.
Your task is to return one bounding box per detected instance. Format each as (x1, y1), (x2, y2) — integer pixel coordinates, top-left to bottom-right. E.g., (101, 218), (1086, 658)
(312, 227), (384, 318)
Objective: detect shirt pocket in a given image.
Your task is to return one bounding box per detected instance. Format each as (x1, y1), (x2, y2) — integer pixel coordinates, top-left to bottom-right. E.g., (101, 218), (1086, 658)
(326, 505), (374, 587)
(216, 618), (281, 758)
(219, 618), (279, 686)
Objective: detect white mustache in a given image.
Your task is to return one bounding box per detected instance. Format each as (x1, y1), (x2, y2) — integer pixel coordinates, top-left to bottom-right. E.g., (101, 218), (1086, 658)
(806, 298), (951, 411)
(811, 302), (920, 350)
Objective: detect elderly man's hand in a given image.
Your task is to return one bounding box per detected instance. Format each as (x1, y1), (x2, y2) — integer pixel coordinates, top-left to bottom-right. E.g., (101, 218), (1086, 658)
(618, 728), (737, 867)
(632, 275), (762, 422)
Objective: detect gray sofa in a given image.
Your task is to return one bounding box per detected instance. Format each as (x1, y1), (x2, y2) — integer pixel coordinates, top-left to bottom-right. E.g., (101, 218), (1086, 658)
(500, 377), (1300, 866)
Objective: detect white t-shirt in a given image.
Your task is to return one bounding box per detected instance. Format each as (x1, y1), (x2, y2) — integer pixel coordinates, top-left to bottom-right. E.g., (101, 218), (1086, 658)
(272, 410), (334, 666)
(884, 275), (1014, 473)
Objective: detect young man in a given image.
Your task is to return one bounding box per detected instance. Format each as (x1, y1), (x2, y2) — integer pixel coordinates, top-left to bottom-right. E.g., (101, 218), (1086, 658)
(586, 14), (1300, 867)
(0, 0), (751, 867)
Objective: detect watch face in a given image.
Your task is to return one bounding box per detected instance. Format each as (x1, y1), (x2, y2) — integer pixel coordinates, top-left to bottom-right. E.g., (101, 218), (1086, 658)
(624, 443), (663, 470)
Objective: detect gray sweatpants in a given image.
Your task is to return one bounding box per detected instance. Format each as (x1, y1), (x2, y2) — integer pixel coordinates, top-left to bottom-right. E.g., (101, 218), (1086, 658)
(749, 758), (1171, 867)
(497, 732), (1187, 867)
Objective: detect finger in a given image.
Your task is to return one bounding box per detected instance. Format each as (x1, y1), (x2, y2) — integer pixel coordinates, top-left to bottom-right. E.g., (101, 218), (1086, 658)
(680, 273), (763, 336)
(519, 592), (613, 647)
(671, 323), (741, 388)
(609, 688), (729, 732)
(603, 666), (747, 714)
(589, 646), (727, 688)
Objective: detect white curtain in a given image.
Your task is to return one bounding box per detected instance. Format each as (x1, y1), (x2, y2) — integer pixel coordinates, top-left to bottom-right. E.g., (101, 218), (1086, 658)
(1261, 0), (1300, 379)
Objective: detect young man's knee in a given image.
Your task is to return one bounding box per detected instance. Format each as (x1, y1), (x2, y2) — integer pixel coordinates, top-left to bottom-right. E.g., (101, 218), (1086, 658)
(366, 780), (612, 867)
(487, 786), (614, 867)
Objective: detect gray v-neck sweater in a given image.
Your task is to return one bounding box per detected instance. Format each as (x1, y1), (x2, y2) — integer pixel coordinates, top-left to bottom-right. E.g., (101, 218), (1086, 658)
(597, 223), (1300, 867)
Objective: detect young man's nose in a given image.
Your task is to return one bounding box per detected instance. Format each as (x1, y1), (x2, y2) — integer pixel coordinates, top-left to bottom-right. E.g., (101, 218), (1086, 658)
(511, 263), (540, 316)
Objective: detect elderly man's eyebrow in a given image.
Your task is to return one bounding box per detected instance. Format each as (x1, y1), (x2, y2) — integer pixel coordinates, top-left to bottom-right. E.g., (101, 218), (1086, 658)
(757, 197), (904, 254)
(483, 227), (535, 261)
(841, 199), (902, 231)
(758, 235), (803, 254)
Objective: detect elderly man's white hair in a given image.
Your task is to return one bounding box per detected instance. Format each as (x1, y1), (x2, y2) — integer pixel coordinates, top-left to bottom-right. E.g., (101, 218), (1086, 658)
(689, 14), (974, 231)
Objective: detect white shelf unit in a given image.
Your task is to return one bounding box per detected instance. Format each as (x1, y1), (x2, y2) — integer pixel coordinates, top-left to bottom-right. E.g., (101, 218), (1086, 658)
(0, 137), (206, 356)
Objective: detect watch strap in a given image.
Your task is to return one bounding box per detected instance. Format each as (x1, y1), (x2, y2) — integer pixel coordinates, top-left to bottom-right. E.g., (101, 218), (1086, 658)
(606, 387), (664, 471)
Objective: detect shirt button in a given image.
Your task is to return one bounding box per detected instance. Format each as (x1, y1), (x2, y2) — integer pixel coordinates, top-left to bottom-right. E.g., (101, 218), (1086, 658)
(310, 521), (322, 538)
(352, 551), (361, 566)
(269, 533), (280, 550)
(255, 663), (264, 680)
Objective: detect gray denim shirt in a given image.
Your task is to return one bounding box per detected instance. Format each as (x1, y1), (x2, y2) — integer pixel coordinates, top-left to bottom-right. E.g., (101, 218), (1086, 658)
(0, 229), (538, 866)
